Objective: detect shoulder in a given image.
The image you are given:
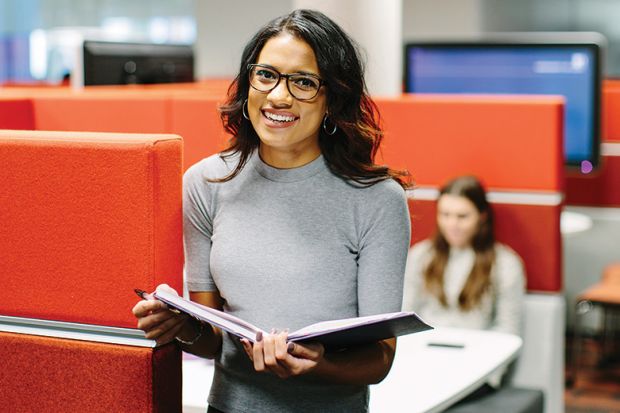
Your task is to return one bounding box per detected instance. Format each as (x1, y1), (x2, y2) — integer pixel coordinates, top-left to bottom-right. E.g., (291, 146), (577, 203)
(365, 178), (407, 199)
(494, 243), (525, 269)
(348, 178), (407, 214)
(184, 153), (239, 179)
(184, 151), (240, 184)
(493, 243), (526, 287)
(410, 239), (434, 258)
(406, 239), (434, 270)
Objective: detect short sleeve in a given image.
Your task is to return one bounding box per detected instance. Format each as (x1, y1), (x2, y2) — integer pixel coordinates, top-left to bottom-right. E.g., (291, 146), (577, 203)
(183, 162), (218, 292)
(356, 180), (411, 316)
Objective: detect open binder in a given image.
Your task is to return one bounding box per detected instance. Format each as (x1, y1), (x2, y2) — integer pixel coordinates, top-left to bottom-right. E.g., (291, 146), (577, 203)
(139, 289), (433, 349)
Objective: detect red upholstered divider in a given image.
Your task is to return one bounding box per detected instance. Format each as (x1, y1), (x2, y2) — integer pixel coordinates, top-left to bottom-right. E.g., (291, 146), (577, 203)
(409, 200), (562, 292)
(566, 81), (620, 206)
(376, 95), (564, 191)
(169, 95), (231, 170)
(374, 95), (564, 293)
(0, 130), (183, 328)
(0, 332), (181, 413)
(0, 98), (35, 129)
(601, 79), (620, 141)
(33, 93), (170, 133)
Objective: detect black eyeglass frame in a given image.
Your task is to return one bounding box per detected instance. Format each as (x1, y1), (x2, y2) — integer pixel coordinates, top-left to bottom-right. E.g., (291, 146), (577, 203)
(247, 63), (325, 101)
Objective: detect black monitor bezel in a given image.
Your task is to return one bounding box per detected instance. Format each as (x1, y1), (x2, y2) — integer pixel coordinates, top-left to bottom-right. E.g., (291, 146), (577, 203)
(82, 40), (195, 86)
(404, 37), (603, 169)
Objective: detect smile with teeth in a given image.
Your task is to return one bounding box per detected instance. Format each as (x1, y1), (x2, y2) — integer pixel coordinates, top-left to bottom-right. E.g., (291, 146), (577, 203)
(263, 110), (298, 123)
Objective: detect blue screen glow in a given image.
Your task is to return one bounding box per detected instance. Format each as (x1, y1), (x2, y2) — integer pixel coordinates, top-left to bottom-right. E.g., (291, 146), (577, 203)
(406, 45), (599, 166)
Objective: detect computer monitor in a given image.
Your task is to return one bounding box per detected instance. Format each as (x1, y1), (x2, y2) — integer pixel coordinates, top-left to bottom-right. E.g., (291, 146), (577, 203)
(81, 40), (194, 86)
(404, 33), (604, 169)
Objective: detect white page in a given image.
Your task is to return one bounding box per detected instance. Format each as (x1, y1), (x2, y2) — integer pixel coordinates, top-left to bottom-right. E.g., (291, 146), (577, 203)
(155, 290), (266, 341)
(289, 312), (405, 340)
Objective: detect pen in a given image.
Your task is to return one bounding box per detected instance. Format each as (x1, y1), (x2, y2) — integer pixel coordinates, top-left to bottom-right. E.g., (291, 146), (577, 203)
(134, 288), (182, 314)
(134, 288), (150, 299)
(427, 342), (465, 349)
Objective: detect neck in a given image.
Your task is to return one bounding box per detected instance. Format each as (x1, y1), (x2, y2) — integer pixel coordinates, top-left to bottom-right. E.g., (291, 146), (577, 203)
(259, 144), (321, 169)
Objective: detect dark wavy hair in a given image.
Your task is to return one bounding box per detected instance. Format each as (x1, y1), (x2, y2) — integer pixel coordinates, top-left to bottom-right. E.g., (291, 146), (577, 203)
(424, 176), (496, 311)
(215, 9), (410, 188)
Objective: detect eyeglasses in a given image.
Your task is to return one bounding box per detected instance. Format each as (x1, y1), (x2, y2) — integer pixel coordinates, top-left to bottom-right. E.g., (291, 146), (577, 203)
(248, 64), (324, 101)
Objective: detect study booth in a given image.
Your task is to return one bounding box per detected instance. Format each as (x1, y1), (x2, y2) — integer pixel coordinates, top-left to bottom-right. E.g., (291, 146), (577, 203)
(0, 85), (566, 412)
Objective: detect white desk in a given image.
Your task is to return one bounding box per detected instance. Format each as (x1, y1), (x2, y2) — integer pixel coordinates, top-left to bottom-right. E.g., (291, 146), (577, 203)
(182, 328), (522, 413)
(370, 328), (522, 413)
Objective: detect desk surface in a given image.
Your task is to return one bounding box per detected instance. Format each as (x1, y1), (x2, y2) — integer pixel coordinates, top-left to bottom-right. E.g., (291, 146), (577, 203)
(182, 327), (522, 413)
(370, 327), (522, 413)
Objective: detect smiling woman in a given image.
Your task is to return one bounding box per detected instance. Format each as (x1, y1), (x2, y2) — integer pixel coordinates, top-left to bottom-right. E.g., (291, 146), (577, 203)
(133, 9), (412, 413)
(245, 32), (327, 168)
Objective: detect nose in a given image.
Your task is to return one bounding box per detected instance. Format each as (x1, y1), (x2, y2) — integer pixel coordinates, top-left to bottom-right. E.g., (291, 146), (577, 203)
(267, 78), (293, 106)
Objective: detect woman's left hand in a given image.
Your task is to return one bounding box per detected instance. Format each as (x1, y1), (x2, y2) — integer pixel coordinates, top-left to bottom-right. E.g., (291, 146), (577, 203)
(240, 330), (325, 379)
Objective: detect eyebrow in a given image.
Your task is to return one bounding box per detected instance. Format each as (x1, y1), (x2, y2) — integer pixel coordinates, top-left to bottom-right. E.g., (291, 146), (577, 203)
(255, 63), (320, 78)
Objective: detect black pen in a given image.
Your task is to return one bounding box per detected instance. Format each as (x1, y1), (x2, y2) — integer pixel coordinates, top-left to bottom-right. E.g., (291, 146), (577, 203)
(134, 288), (148, 299)
(427, 342), (465, 349)
(134, 288), (181, 314)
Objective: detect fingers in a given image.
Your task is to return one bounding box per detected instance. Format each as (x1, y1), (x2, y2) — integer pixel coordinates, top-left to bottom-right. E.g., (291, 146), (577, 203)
(274, 330), (290, 363)
(248, 331), (290, 378)
(240, 339), (253, 361)
(143, 313), (188, 341)
(287, 341), (324, 360)
(132, 293), (167, 318)
(155, 318), (188, 345)
(241, 331), (321, 379)
(136, 305), (179, 331)
(155, 283), (179, 296)
(252, 331), (265, 371)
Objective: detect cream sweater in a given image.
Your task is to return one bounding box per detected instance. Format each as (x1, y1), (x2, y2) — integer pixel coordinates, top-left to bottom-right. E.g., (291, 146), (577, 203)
(402, 239), (526, 336)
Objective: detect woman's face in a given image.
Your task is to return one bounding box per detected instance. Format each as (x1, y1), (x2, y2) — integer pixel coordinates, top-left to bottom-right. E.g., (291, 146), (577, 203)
(247, 32), (327, 165)
(436, 194), (483, 249)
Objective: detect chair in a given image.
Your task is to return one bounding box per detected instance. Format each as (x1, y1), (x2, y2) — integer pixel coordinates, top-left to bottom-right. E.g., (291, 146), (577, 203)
(445, 386), (544, 413)
(568, 263), (620, 387)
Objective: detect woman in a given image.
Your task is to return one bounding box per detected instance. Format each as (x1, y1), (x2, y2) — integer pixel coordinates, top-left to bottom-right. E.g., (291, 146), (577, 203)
(402, 176), (525, 336)
(133, 9), (411, 413)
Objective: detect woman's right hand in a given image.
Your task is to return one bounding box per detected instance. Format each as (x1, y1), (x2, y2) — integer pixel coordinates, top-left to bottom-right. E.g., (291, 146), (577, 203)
(132, 283), (188, 345)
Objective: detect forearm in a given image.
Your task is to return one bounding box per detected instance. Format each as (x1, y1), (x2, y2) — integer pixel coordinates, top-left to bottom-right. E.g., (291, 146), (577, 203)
(312, 338), (396, 385)
(176, 318), (223, 359)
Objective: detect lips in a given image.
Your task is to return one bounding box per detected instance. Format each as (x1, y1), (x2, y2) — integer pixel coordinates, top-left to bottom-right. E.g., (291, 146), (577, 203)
(261, 109), (299, 128)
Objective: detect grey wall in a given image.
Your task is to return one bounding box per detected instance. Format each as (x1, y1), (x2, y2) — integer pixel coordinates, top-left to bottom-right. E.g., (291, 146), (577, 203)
(193, 0), (292, 78)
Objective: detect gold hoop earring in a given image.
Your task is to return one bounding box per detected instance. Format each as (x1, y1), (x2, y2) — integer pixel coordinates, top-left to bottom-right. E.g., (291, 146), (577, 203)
(243, 99), (250, 120)
(322, 114), (337, 135)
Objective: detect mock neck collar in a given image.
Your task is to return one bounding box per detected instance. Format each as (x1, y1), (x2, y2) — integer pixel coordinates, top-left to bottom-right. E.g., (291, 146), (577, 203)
(250, 150), (326, 182)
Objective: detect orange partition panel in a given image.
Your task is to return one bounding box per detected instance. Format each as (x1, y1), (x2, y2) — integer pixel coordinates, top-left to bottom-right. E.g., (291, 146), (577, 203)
(0, 332), (181, 413)
(602, 79), (620, 142)
(0, 130), (183, 327)
(0, 98), (35, 129)
(170, 96), (232, 170)
(566, 82), (620, 206)
(376, 95), (564, 192)
(32, 94), (170, 133)
(409, 199), (562, 292)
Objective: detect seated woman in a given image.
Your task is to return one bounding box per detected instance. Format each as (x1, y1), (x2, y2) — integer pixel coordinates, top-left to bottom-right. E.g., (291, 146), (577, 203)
(402, 175), (526, 337)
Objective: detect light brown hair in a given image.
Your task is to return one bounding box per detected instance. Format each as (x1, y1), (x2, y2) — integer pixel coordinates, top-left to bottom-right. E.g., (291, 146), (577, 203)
(424, 176), (496, 311)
